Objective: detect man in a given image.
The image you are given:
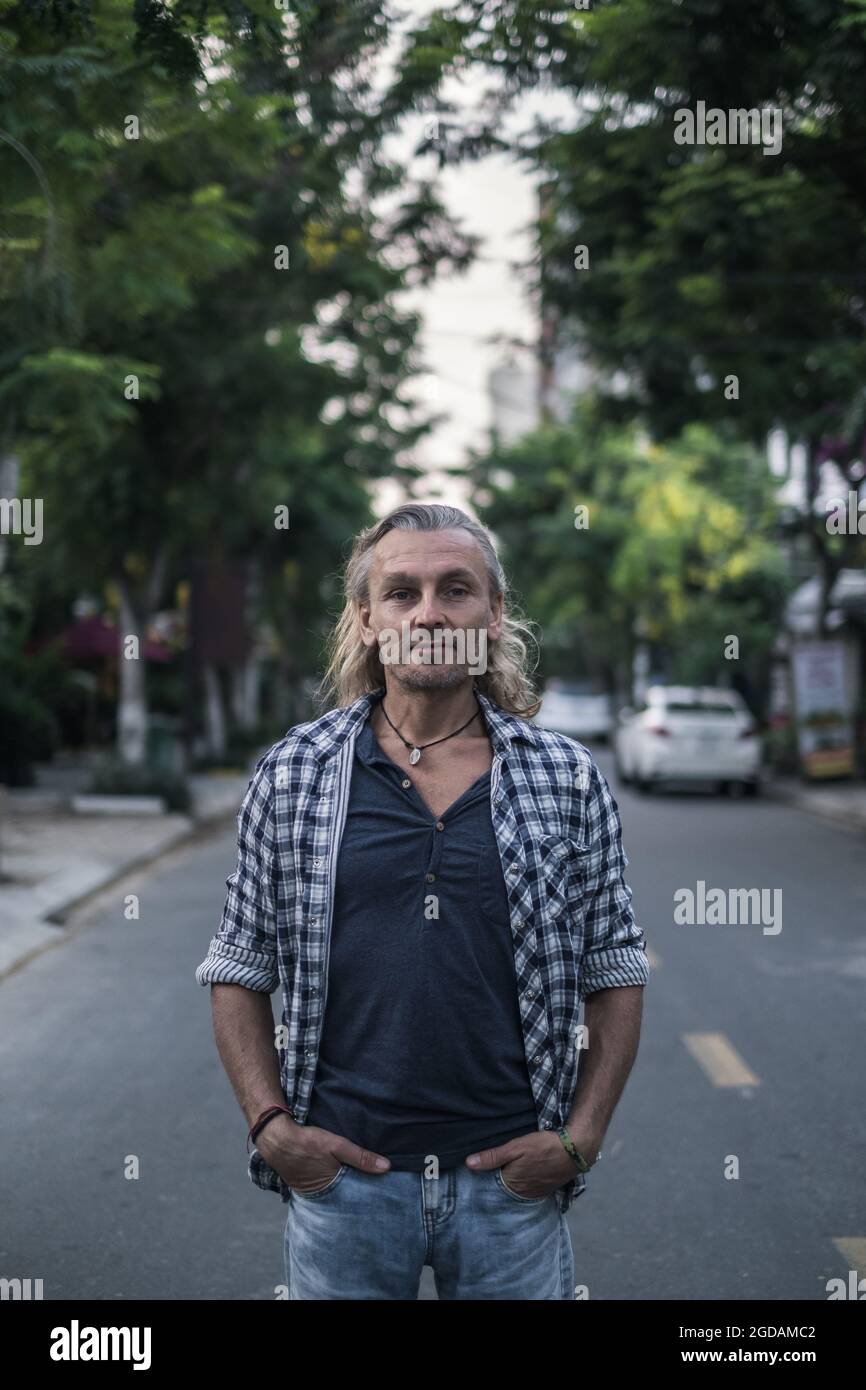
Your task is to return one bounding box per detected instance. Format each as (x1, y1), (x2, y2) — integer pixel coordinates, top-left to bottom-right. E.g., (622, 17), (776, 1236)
(196, 502), (649, 1300)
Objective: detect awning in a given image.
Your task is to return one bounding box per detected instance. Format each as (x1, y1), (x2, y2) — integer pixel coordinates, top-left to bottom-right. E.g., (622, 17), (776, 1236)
(785, 569), (866, 634)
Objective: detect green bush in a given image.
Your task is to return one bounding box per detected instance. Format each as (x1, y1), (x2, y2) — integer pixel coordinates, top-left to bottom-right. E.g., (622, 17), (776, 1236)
(89, 758), (191, 813)
(763, 722), (799, 775)
(191, 722), (285, 773)
(0, 685), (59, 786)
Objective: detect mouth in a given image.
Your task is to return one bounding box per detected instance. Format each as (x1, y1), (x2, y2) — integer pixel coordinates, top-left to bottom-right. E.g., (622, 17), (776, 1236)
(407, 649), (458, 666)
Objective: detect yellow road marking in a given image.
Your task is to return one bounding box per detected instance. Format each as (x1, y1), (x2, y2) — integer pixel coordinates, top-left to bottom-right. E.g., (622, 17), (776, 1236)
(833, 1238), (866, 1276)
(682, 1032), (760, 1087)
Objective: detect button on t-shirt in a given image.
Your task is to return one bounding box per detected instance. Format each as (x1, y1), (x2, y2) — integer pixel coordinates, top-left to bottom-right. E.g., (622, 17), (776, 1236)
(306, 715), (539, 1170)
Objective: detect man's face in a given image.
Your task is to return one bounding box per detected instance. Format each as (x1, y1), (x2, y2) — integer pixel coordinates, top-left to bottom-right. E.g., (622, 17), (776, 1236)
(358, 527), (503, 691)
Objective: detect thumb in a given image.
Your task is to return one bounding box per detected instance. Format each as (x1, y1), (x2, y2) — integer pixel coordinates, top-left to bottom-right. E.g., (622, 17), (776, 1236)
(334, 1140), (391, 1174)
(465, 1141), (518, 1171)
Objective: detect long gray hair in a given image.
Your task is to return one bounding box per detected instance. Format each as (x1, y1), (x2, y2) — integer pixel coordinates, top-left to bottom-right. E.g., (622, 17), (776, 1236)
(317, 503), (540, 716)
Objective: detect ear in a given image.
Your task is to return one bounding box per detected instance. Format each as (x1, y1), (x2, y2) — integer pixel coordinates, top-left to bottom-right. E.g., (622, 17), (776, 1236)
(487, 589), (504, 641)
(357, 602), (377, 648)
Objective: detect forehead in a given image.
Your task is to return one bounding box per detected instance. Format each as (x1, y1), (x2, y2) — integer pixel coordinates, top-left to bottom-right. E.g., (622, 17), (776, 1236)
(370, 527), (486, 576)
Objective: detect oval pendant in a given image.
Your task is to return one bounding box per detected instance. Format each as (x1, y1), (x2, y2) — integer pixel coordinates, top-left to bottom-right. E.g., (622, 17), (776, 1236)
(409, 747), (421, 765)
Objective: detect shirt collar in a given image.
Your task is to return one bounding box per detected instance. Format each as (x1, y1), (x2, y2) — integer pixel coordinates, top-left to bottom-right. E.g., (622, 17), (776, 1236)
(355, 712), (390, 768)
(474, 688), (541, 756)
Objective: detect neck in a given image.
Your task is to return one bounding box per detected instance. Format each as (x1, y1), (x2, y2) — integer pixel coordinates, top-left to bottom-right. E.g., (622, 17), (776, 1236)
(376, 680), (481, 745)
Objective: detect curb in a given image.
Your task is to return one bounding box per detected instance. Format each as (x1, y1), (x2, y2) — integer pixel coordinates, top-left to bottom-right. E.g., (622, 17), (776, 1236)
(761, 781), (866, 836)
(0, 801), (240, 983)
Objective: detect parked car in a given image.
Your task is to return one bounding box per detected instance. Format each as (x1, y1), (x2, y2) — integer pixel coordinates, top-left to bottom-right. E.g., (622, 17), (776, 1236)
(535, 681), (613, 743)
(613, 686), (761, 794)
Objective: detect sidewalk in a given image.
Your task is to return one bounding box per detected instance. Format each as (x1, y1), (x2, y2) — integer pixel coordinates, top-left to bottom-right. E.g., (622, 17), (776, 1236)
(4, 761), (864, 982)
(0, 768), (252, 979)
(763, 774), (866, 835)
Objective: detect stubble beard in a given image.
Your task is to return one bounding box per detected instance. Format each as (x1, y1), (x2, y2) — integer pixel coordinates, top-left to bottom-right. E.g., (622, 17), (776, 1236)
(390, 662), (472, 692)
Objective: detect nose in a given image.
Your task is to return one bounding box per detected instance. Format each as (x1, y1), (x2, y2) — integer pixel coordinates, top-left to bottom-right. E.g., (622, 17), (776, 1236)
(412, 586), (446, 628)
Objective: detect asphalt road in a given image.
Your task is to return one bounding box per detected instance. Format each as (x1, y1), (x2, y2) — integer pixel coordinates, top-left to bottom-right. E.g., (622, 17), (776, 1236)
(1, 751), (863, 1300)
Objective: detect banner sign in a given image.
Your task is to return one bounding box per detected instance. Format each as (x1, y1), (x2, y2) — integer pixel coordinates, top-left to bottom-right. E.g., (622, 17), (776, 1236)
(791, 640), (856, 779)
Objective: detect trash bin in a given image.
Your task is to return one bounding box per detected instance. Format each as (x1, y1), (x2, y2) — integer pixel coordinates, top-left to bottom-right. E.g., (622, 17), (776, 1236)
(146, 715), (185, 776)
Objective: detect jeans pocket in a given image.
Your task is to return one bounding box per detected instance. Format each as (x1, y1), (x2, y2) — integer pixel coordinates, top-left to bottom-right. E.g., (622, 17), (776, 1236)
(292, 1164), (349, 1199)
(494, 1166), (550, 1204)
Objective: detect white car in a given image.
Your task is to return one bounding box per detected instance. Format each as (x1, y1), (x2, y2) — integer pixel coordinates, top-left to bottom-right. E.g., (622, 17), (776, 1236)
(535, 683), (613, 743)
(613, 686), (761, 794)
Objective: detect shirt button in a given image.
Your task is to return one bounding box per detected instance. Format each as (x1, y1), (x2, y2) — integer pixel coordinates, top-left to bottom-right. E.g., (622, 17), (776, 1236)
(541, 1120), (553, 1131)
(425, 872), (436, 883)
(507, 864), (520, 877)
(435, 821), (445, 831)
(312, 857), (323, 868)
(310, 918), (320, 926)
(305, 1050), (315, 1058)
(401, 778), (411, 789)
(525, 988), (535, 999)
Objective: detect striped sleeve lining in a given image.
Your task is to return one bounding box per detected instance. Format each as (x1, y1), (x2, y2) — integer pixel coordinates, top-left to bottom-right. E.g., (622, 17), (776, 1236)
(579, 943), (650, 998)
(195, 938), (278, 993)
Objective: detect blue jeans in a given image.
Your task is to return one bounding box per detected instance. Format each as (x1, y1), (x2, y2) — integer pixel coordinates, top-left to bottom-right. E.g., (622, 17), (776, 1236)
(283, 1163), (575, 1300)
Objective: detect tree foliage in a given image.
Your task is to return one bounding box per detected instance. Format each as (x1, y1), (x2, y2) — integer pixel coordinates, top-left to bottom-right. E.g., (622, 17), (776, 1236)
(0, 0), (477, 751)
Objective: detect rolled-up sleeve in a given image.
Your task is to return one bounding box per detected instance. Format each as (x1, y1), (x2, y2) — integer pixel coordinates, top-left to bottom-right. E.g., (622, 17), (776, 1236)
(577, 763), (649, 1000)
(195, 757), (280, 994)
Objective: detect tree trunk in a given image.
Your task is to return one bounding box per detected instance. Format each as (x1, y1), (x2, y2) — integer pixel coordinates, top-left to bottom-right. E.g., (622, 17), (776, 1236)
(116, 581), (148, 766)
(231, 652), (261, 732)
(115, 547), (168, 766)
(0, 452), (20, 576)
(203, 663), (227, 759)
(804, 434), (840, 637)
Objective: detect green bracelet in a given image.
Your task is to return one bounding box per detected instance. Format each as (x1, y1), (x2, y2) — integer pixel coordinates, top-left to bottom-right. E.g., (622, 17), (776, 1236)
(557, 1126), (592, 1172)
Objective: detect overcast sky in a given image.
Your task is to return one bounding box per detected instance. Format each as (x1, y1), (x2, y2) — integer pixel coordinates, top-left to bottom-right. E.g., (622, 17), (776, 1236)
(373, 2), (575, 515)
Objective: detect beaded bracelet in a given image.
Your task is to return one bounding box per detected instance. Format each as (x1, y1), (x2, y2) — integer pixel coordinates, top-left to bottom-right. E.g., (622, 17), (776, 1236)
(557, 1126), (593, 1172)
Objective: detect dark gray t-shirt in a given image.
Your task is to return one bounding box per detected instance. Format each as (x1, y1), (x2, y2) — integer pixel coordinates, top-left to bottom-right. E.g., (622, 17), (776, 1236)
(306, 711), (540, 1170)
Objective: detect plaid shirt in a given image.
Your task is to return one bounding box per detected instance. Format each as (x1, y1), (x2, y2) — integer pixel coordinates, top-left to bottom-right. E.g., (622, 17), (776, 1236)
(195, 687), (649, 1212)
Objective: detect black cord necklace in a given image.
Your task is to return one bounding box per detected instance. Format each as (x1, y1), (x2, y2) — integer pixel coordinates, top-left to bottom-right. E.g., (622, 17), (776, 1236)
(379, 695), (481, 764)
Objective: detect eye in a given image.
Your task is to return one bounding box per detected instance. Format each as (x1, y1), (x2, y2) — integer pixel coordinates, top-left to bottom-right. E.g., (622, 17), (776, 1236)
(446, 585), (470, 598)
(388, 588), (412, 601)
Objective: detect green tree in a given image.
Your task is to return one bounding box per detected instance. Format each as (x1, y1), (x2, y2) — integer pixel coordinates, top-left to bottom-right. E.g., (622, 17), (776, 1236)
(470, 402), (787, 704)
(397, 0), (866, 626)
(0, 0), (475, 762)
